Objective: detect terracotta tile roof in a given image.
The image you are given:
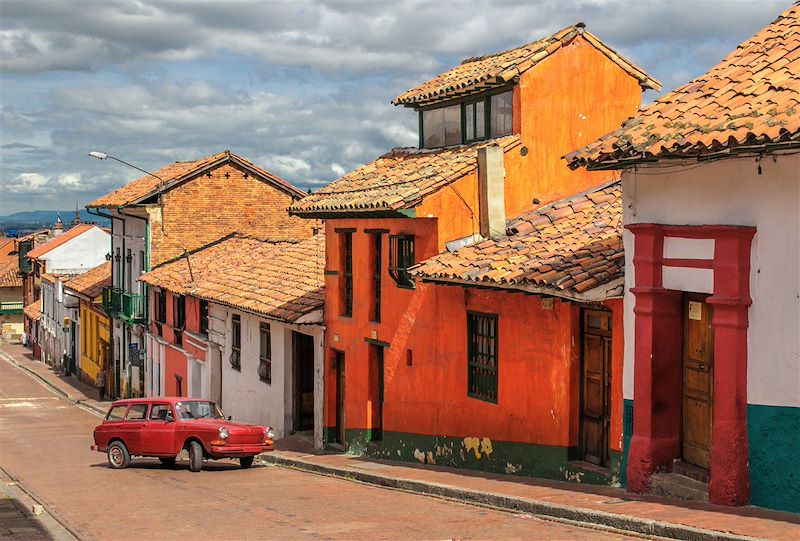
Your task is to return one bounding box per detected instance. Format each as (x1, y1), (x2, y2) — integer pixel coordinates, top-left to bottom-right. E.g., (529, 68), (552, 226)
(140, 234), (325, 323)
(40, 272), (57, 284)
(290, 137), (521, 216)
(26, 224), (97, 259)
(0, 263), (22, 288)
(567, 6), (800, 169)
(88, 150), (307, 208)
(23, 299), (41, 321)
(411, 180), (622, 301)
(0, 239), (17, 266)
(63, 262), (111, 299)
(392, 24), (660, 107)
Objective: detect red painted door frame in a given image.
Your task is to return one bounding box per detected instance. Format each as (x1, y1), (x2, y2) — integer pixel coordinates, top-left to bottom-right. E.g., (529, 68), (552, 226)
(626, 223), (755, 506)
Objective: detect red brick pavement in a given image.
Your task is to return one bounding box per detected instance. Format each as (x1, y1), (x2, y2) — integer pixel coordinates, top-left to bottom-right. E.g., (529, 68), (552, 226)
(0, 343), (640, 540)
(3, 340), (798, 541)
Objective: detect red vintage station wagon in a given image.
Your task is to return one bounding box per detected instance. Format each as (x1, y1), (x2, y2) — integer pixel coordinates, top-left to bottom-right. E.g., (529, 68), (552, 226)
(92, 397), (274, 472)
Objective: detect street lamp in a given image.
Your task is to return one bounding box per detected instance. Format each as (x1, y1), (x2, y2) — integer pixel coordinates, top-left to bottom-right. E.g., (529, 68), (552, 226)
(88, 151), (165, 182)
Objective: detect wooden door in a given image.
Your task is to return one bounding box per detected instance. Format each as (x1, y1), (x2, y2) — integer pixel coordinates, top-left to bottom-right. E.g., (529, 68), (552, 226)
(370, 346), (384, 441)
(581, 310), (611, 466)
(682, 294), (713, 469)
(334, 351), (345, 446)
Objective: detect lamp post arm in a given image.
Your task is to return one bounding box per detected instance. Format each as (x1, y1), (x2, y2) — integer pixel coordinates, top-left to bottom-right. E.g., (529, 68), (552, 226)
(106, 156), (164, 182)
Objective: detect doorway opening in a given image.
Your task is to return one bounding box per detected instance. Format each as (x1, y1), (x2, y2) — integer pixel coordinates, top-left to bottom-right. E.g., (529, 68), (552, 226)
(293, 331), (315, 432)
(333, 350), (345, 446)
(369, 345), (384, 441)
(681, 293), (713, 472)
(580, 309), (611, 467)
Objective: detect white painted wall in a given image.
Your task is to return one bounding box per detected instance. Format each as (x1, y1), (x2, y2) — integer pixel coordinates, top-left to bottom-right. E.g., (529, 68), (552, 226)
(622, 153), (800, 407)
(209, 302), (324, 447)
(39, 227), (110, 275)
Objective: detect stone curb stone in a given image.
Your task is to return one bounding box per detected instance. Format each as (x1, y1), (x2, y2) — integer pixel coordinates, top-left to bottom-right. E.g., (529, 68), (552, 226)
(260, 454), (766, 541)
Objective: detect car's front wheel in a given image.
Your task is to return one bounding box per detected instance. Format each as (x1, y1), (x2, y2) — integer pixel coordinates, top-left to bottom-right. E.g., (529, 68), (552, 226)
(240, 456), (254, 469)
(159, 457), (176, 468)
(188, 441), (203, 472)
(107, 441), (131, 469)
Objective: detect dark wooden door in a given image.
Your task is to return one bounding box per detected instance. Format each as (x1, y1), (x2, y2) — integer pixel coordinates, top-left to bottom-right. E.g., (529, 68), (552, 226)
(334, 351), (345, 446)
(293, 332), (315, 431)
(581, 310), (611, 466)
(369, 345), (384, 441)
(682, 294), (713, 469)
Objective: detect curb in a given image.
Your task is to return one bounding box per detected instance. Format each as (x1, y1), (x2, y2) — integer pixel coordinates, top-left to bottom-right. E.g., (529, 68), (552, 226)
(261, 454), (766, 541)
(0, 350), (107, 417)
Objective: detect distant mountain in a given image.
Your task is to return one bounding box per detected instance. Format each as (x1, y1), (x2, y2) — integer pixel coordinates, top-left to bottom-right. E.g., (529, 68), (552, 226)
(0, 209), (110, 232)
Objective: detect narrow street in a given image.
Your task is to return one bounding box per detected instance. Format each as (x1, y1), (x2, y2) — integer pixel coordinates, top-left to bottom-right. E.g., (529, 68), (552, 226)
(0, 351), (639, 541)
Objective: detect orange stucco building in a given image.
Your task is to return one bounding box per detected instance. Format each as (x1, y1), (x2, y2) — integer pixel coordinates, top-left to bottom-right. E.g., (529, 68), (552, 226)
(291, 24), (658, 483)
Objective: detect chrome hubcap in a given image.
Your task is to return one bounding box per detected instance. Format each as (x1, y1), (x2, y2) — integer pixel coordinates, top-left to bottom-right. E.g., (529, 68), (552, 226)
(110, 447), (122, 465)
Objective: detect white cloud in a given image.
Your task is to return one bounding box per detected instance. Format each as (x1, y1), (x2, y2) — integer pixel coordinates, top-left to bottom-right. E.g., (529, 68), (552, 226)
(8, 172), (48, 193)
(330, 162), (345, 177)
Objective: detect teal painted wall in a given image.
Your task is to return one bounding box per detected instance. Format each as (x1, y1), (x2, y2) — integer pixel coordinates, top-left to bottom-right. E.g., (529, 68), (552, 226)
(620, 399), (633, 488)
(747, 404), (800, 513)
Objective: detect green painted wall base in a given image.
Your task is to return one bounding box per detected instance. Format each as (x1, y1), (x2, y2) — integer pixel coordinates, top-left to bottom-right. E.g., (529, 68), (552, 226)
(327, 428), (622, 486)
(747, 403), (800, 514)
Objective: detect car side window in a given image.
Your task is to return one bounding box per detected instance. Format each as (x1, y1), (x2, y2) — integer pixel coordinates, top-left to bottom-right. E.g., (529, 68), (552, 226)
(125, 404), (148, 421)
(106, 405), (128, 420)
(149, 404), (171, 421)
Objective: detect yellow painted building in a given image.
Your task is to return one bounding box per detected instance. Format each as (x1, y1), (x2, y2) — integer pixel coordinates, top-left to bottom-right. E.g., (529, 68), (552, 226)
(79, 300), (110, 385)
(63, 262), (111, 386)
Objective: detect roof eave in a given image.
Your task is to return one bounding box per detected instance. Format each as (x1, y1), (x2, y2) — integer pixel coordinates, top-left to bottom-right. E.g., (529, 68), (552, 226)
(415, 275), (623, 302)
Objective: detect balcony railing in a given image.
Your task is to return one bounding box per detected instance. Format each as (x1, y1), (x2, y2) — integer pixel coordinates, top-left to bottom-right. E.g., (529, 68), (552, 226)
(0, 301), (23, 314)
(101, 286), (124, 315)
(121, 293), (145, 323)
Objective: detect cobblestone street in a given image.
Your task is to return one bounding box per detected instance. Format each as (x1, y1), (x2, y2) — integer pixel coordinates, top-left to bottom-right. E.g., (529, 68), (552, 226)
(0, 349), (642, 540)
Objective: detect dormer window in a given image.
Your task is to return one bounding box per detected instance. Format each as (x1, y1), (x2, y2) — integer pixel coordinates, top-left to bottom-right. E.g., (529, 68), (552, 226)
(420, 89), (513, 149)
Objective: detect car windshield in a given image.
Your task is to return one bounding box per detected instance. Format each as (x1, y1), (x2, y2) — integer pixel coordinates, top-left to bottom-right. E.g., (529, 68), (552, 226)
(174, 401), (225, 420)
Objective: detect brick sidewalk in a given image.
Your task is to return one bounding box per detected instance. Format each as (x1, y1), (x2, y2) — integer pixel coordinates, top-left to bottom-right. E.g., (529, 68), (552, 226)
(261, 450), (799, 541)
(0, 341), (110, 417)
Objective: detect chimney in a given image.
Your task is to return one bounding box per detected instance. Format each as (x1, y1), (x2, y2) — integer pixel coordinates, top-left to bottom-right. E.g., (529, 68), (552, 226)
(477, 145), (506, 239)
(53, 213), (63, 237)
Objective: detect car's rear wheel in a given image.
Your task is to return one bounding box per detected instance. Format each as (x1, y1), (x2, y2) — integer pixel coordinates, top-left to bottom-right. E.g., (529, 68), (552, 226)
(158, 457), (176, 467)
(107, 441), (130, 469)
(240, 456), (254, 469)
(188, 441), (203, 472)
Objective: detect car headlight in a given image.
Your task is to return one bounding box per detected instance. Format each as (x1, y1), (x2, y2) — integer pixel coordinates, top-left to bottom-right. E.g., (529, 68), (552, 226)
(266, 427), (275, 439)
(218, 427), (229, 440)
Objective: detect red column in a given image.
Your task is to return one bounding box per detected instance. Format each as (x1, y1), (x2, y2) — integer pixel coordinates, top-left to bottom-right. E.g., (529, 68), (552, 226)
(706, 228), (754, 506)
(628, 287), (682, 493)
(626, 224), (682, 493)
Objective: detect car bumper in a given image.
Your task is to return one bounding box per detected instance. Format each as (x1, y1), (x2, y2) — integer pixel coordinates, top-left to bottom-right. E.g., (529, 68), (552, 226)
(208, 441), (273, 458)
(91, 444), (106, 452)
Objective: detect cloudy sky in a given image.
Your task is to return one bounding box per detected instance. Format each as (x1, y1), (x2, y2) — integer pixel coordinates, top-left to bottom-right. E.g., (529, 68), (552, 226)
(0, 0), (791, 214)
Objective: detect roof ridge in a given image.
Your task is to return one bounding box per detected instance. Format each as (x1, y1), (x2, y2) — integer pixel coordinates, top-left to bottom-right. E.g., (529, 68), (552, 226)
(509, 178), (621, 229)
(459, 23), (580, 65)
(304, 137), (521, 199)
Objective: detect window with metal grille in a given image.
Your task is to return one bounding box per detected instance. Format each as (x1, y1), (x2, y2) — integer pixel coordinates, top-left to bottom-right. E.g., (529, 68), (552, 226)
(372, 234), (382, 321)
(199, 299), (209, 336)
(467, 312), (498, 403)
(230, 314), (241, 371)
(389, 235), (415, 288)
(258, 322), (271, 384)
(341, 232), (353, 317)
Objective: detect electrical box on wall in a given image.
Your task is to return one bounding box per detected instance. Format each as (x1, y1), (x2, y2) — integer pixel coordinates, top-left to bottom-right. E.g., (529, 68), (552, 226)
(541, 298), (554, 310)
